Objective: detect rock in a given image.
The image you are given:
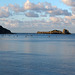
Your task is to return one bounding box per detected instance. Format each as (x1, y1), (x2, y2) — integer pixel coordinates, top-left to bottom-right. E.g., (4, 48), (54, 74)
(0, 25), (12, 34)
(50, 30), (62, 34)
(63, 29), (71, 34)
(37, 29), (71, 34)
(37, 31), (50, 34)
(37, 30), (62, 34)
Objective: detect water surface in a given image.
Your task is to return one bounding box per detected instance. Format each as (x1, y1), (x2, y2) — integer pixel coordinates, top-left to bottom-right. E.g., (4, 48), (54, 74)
(0, 33), (75, 75)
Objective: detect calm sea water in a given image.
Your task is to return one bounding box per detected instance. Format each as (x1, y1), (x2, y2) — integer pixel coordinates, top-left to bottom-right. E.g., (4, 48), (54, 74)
(0, 33), (75, 75)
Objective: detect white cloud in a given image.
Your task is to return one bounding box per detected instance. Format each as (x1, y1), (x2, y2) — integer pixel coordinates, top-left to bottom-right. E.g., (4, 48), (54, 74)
(0, 6), (11, 18)
(24, 0), (71, 16)
(62, 0), (75, 15)
(24, 0), (46, 10)
(0, 0), (72, 18)
(65, 15), (75, 24)
(49, 15), (75, 26)
(50, 17), (66, 26)
(62, 0), (75, 6)
(0, 16), (75, 33)
(9, 4), (25, 13)
(0, 19), (51, 28)
(0, 16), (73, 29)
(50, 17), (63, 23)
(0, 0), (74, 32)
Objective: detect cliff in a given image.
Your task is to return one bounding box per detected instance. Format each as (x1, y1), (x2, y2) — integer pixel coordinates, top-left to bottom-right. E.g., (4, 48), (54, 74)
(62, 29), (71, 34)
(0, 26), (12, 34)
(37, 29), (71, 34)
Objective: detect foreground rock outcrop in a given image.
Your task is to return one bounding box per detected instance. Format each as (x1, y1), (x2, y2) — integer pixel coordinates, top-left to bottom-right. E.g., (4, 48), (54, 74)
(0, 26), (12, 34)
(37, 29), (71, 34)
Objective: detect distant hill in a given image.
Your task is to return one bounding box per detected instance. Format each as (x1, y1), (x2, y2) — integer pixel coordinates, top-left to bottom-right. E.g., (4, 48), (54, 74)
(0, 26), (12, 34)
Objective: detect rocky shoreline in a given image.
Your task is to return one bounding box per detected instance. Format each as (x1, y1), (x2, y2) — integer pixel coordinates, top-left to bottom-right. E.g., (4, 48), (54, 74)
(37, 29), (71, 34)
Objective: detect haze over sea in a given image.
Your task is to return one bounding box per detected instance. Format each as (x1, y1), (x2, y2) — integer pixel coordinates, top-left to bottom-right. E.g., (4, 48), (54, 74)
(0, 33), (75, 75)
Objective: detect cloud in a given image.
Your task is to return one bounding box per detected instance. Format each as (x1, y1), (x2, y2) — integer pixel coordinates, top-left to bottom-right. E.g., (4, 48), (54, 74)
(62, 0), (75, 15)
(0, 0), (71, 18)
(0, 6), (11, 18)
(71, 7), (75, 14)
(47, 9), (71, 16)
(65, 15), (75, 20)
(50, 17), (66, 25)
(49, 15), (75, 26)
(65, 15), (75, 24)
(62, 0), (75, 7)
(0, 15), (75, 33)
(0, 18), (51, 28)
(1, 19), (24, 27)
(9, 4), (25, 13)
(25, 11), (39, 17)
(0, 16), (73, 29)
(24, 0), (71, 16)
(50, 17), (63, 23)
(24, 0), (46, 10)
(40, 14), (47, 17)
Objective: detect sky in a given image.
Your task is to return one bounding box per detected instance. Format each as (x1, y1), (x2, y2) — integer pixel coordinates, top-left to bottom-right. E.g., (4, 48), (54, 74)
(0, 0), (75, 33)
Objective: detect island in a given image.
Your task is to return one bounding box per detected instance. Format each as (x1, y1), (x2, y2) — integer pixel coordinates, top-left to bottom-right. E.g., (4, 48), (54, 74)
(0, 25), (12, 34)
(37, 29), (71, 34)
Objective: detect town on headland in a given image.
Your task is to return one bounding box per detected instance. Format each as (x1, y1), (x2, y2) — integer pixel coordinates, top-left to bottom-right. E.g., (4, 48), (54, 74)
(0, 25), (71, 34)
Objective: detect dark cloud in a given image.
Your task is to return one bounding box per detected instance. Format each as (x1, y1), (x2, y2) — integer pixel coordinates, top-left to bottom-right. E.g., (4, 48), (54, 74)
(25, 11), (39, 17)
(48, 9), (71, 16)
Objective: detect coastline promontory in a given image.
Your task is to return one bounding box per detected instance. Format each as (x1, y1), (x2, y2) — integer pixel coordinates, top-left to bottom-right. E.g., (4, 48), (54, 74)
(0, 26), (12, 34)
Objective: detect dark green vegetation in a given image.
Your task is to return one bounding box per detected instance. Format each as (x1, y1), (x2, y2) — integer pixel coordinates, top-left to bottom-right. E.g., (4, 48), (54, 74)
(0, 26), (12, 34)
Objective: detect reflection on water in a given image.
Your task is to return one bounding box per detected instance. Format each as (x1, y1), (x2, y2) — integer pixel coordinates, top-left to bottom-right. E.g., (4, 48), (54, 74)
(0, 34), (75, 75)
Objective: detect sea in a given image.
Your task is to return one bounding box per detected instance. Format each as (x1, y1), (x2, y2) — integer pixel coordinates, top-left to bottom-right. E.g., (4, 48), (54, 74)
(0, 33), (75, 75)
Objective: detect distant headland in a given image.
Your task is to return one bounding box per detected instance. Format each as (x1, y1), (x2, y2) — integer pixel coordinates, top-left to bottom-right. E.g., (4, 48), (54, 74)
(37, 29), (71, 34)
(0, 25), (12, 34)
